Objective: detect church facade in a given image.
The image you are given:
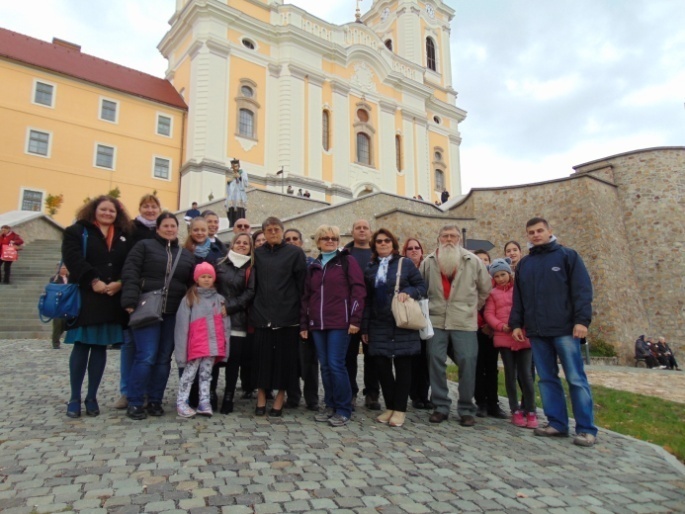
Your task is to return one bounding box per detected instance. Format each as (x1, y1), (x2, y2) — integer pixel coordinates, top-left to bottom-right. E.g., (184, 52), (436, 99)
(159, 0), (465, 206)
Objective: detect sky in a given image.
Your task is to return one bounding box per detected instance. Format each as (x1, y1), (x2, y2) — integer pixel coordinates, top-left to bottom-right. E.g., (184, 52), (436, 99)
(2, 0), (684, 193)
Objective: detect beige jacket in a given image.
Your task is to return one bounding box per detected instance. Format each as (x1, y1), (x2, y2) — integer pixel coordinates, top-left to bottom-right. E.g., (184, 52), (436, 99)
(419, 247), (492, 331)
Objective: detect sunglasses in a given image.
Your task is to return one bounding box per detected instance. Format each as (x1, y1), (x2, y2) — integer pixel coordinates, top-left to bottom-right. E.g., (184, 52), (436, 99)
(406, 246), (421, 251)
(235, 224), (250, 229)
(285, 236), (300, 242)
(319, 236), (339, 242)
(375, 238), (392, 244)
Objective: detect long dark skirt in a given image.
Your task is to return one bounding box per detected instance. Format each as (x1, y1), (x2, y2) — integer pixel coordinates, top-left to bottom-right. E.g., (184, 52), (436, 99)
(253, 326), (300, 391)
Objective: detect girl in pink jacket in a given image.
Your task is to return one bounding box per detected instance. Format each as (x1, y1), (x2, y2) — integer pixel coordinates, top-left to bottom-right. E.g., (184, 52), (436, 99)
(484, 258), (537, 429)
(175, 262), (230, 418)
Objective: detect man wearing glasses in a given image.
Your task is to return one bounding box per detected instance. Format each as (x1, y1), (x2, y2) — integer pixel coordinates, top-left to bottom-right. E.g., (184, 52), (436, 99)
(233, 218), (251, 236)
(419, 225), (492, 427)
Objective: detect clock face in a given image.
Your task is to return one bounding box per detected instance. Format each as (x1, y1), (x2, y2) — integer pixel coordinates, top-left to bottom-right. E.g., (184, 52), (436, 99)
(381, 7), (390, 21)
(426, 5), (435, 19)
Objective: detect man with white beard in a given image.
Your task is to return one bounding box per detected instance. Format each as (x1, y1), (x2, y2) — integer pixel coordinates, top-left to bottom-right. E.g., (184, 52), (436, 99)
(419, 225), (492, 426)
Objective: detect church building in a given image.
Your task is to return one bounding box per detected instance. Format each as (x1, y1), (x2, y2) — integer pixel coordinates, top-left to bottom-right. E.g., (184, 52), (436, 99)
(160, 0), (465, 206)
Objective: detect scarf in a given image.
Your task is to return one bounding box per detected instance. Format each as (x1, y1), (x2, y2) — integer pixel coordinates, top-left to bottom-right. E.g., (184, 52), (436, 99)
(136, 215), (157, 229)
(375, 256), (390, 286)
(194, 238), (211, 258)
(94, 222), (114, 250)
(228, 250), (251, 268)
(321, 250), (337, 267)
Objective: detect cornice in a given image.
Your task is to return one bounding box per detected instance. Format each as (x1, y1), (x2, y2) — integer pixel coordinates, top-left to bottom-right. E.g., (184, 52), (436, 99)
(379, 100), (397, 114)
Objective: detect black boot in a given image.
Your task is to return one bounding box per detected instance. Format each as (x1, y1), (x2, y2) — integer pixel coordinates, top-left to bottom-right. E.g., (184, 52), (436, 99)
(210, 390), (218, 411)
(220, 392), (234, 415)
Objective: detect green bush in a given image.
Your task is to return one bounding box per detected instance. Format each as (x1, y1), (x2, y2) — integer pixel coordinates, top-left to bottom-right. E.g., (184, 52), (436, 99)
(589, 337), (618, 357)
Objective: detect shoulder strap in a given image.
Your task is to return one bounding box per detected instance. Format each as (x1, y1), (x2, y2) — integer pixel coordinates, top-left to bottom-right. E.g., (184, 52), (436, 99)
(82, 226), (88, 258)
(394, 257), (403, 293)
(163, 248), (183, 292)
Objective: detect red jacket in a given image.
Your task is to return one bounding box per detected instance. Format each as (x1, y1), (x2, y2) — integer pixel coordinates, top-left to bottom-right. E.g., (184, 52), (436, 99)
(484, 282), (530, 351)
(0, 231), (24, 261)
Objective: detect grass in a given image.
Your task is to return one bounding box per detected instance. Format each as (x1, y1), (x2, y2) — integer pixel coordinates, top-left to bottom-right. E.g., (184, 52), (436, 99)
(446, 364), (685, 462)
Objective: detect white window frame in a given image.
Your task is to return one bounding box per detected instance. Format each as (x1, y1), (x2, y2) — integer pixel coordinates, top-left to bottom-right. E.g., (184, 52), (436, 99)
(25, 127), (52, 158)
(32, 79), (56, 108)
(152, 156), (172, 181)
(156, 113), (173, 137)
(19, 187), (45, 212)
(99, 97), (119, 123)
(94, 142), (117, 170)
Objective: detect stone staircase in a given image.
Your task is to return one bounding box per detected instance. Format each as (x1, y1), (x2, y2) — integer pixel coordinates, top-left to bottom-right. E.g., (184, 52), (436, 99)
(0, 239), (62, 339)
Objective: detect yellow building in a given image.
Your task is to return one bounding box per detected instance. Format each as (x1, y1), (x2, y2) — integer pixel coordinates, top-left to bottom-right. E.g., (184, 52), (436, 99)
(0, 28), (187, 225)
(160, 0), (465, 206)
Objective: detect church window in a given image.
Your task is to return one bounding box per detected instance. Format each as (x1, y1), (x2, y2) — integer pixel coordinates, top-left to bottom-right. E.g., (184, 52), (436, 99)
(354, 102), (376, 167)
(426, 37), (437, 71)
(435, 169), (445, 190)
(240, 85), (254, 98)
(322, 109), (331, 151)
(242, 38), (255, 50)
(357, 108), (369, 123)
(395, 135), (403, 171)
(238, 109), (254, 138)
(235, 79), (260, 140)
(357, 133), (371, 165)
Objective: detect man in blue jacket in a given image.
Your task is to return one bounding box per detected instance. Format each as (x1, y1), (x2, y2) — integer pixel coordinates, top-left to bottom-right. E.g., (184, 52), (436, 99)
(510, 217), (597, 447)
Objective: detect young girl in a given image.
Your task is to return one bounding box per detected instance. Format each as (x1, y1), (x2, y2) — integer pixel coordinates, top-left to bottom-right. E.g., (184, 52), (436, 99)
(483, 258), (537, 428)
(175, 262), (230, 417)
(184, 216), (225, 265)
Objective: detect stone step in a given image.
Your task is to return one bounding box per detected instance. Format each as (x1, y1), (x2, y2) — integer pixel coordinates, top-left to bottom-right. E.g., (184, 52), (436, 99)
(0, 330), (52, 339)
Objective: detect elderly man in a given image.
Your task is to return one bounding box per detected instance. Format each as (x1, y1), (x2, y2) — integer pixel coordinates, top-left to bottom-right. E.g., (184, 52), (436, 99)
(420, 225), (492, 426)
(251, 217), (307, 415)
(343, 219), (381, 410)
(282, 227), (319, 410)
(510, 217), (597, 447)
(233, 218), (251, 236)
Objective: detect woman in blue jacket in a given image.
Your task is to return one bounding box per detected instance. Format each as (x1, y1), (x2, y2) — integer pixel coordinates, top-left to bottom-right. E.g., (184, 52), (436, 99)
(362, 228), (426, 428)
(300, 225), (366, 427)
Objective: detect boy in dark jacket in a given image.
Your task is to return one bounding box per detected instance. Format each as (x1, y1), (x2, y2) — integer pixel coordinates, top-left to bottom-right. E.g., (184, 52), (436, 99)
(510, 217), (597, 447)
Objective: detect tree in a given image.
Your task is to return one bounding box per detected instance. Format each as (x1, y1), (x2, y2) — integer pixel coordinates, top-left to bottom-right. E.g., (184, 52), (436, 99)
(45, 193), (64, 216)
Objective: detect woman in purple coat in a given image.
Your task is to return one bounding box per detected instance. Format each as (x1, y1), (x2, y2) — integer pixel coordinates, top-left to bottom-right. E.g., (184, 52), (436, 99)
(300, 225), (366, 427)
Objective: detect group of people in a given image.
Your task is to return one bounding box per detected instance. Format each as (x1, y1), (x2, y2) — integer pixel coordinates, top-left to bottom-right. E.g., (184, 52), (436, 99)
(634, 335), (680, 370)
(59, 192), (598, 446)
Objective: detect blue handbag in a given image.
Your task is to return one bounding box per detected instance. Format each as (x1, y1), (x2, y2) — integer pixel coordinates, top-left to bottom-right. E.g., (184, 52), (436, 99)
(38, 229), (87, 323)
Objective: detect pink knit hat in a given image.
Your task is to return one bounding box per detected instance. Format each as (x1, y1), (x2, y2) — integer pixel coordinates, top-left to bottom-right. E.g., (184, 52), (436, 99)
(193, 262), (216, 282)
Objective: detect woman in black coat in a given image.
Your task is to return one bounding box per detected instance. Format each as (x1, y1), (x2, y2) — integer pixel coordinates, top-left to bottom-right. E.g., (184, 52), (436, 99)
(115, 194), (162, 410)
(62, 195), (133, 418)
(213, 232), (256, 413)
(362, 228), (426, 428)
(121, 212), (195, 420)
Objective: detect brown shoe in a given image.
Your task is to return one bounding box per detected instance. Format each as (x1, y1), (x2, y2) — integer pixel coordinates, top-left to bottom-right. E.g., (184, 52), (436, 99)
(389, 411), (406, 427)
(429, 411), (448, 424)
(459, 415), (476, 427)
(376, 410), (394, 424)
(113, 395), (128, 410)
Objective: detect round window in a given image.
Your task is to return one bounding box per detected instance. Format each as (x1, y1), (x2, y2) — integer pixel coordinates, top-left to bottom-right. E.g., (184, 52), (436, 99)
(433, 115), (441, 124)
(357, 109), (369, 122)
(241, 85), (254, 98)
(242, 38), (255, 50)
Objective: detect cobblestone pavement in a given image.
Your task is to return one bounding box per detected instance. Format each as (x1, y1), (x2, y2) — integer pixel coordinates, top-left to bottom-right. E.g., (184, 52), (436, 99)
(1, 340), (684, 514)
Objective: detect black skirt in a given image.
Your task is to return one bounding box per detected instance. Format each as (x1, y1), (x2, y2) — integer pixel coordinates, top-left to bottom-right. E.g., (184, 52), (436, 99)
(252, 326), (300, 390)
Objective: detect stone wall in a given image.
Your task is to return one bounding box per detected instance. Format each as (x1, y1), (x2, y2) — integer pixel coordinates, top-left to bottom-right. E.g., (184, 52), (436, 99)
(573, 147), (685, 353)
(8, 216), (63, 244)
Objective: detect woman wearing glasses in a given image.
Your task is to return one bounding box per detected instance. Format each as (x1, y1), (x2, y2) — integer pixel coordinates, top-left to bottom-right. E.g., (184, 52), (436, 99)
(401, 238), (432, 410)
(300, 225), (366, 427)
(362, 229), (426, 427)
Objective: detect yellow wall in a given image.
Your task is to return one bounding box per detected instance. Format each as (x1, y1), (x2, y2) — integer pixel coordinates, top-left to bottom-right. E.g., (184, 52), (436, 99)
(0, 59), (185, 225)
(227, 29), (271, 56)
(227, 0), (270, 24)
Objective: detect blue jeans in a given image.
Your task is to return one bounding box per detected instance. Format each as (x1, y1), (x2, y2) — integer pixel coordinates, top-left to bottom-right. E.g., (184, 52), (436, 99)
(128, 314), (176, 407)
(530, 335), (597, 436)
(427, 329), (478, 417)
(119, 329), (134, 396)
(312, 329), (352, 418)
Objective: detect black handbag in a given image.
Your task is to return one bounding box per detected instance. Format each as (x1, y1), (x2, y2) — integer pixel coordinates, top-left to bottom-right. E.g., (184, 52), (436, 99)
(128, 248), (182, 328)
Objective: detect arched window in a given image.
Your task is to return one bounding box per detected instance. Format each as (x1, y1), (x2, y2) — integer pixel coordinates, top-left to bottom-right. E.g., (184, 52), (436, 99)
(385, 39), (393, 51)
(235, 79), (260, 140)
(395, 135), (402, 171)
(357, 133), (371, 165)
(322, 109), (330, 151)
(435, 169), (445, 190)
(426, 37), (437, 71)
(238, 109), (254, 138)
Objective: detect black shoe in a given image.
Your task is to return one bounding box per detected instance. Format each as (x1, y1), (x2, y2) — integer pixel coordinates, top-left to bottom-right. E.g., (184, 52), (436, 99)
(306, 403), (320, 412)
(52, 342), (61, 349)
(429, 411), (448, 424)
(66, 400), (81, 418)
(146, 402), (164, 416)
(255, 405), (266, 416)
(365, 394), (381, 411)
(488, 406), (509, 419)
(460, 415), (476, 427)
(476, 405), (488, 418)
(269, 408), (283, 417)
(84, 398), (100, 416)
(127, 405), (147, 420)
(210, 391), (218, 411)
(220, 392), (234, 415)
(285, 399), (300, 408)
